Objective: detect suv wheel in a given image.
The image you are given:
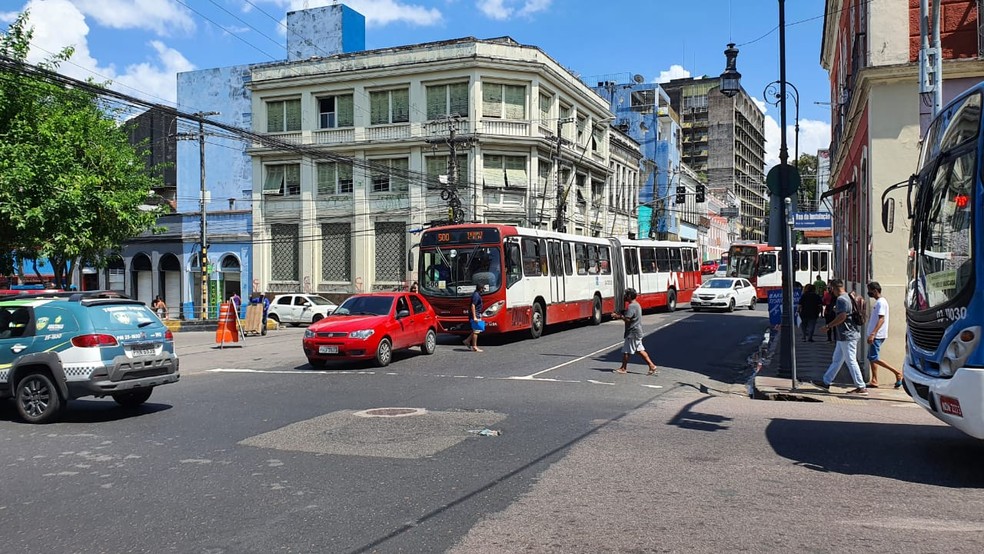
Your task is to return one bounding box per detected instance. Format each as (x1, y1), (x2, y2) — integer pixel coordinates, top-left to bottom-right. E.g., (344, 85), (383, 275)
(112, 388), (153, 408)
(16, 372), (63, 424)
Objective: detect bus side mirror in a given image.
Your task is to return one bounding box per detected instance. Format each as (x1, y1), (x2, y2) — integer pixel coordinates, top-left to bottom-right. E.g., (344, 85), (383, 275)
(881, 198), (895, 233)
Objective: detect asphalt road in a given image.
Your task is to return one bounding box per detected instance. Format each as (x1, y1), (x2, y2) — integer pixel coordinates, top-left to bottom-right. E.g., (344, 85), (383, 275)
(2, 305), (979, 553)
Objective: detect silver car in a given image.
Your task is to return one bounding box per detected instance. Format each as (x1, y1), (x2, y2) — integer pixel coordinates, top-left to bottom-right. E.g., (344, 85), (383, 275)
(267, 294), (338, 326)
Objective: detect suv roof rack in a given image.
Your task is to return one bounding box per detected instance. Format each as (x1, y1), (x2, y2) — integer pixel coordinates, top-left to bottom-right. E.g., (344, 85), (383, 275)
(0, 290), (132, 302)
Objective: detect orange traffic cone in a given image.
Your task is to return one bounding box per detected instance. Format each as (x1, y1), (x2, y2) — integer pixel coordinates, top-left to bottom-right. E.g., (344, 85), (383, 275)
(215, 302), (239, 347)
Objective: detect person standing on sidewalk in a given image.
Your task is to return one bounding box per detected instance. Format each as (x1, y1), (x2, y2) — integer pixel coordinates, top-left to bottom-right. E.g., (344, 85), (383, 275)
(865, 281), (903, 389)
(612, 288), (658, 376)
(813, 278), (868, 395)
(798, 284), (822, 342)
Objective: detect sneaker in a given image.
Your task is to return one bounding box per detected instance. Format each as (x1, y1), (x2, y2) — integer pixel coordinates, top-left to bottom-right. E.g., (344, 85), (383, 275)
(894, 380), (903, 389)
(811, 379), (830, 391)
(845, 387), (869, 396)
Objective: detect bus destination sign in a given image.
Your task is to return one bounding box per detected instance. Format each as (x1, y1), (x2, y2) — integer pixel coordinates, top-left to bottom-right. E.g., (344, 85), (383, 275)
(421, 228), (500, 246)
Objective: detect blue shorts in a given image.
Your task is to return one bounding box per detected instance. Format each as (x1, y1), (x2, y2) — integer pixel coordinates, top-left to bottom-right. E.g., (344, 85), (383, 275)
(867, 338), (884, 361)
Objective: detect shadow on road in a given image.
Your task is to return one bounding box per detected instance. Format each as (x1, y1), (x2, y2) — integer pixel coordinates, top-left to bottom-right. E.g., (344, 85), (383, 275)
(0, 400), (172, 424)
(766, 417), (984, 487)
(668, 396), (734, 432)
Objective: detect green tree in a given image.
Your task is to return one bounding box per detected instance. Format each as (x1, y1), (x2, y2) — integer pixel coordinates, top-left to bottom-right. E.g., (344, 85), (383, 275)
(795, 153), (818, 210)
(0, 12), (163, 287)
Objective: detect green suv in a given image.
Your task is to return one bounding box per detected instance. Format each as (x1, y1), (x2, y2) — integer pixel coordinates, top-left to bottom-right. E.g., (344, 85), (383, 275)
(0, 292), (180, 423)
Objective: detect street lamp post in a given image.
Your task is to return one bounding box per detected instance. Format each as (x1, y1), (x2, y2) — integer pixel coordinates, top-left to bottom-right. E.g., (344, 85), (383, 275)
(721, 0), (798, 386)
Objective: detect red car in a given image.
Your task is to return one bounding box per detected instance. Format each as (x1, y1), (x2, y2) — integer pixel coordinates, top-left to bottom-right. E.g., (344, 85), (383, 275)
(302, 292), (438, 368)
(700, 260), (719, 275)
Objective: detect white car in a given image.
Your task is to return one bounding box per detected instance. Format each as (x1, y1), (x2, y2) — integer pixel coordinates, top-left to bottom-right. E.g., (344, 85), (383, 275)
(268, 294), (338, 326)
(691, 277), (757, 312)
(714, 263), (730, 278)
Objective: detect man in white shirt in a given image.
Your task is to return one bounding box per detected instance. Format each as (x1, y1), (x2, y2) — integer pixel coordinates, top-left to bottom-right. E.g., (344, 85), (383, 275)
(865, 281), (903, 389)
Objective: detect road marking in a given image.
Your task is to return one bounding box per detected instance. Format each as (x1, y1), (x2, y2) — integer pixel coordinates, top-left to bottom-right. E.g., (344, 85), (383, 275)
(586, 379), (615, 386)
(517, 319), (679, 380)
(208, 368), (372, 375)
(640, 384), (664, 389)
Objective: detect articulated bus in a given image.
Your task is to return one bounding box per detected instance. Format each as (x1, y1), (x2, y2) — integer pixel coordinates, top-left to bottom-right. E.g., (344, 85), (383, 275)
(412, 224), (700, 338)
(881, 84), (984, 438)
(726, 243), (833, 300)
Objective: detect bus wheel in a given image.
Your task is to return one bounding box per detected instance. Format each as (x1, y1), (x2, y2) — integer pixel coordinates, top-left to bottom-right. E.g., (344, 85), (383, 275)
(590, 296), (602, 325)
(529, 303), (544, 339)
(665, 290), (677, 312)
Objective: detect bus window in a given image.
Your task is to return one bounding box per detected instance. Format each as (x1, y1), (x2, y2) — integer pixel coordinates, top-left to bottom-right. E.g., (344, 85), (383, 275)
(599, 246), (612, 275)
(521, 238), (541, 276)
(655, 247), (670, 271)
(798, 251), (809, 272)
(548, 241), (563, 276)
(505, 241), (522, 287)
(681, 248), (694, 272)
(816, 251), (828, 272)
(587, 245), (600, 274)
(668, 248), (683, 272)
(564, 243), (573, 275)
(640, 247), (657, 273)
(624, 248), (639, 275)
(758, 253), (777, 275)
(539, 239), (549, 275)
(575, 243), (588, 274)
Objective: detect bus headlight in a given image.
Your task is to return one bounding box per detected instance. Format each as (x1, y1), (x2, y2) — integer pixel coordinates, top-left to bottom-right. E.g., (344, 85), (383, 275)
(483, 301), (504, 317)
(940, 326), (980, 377)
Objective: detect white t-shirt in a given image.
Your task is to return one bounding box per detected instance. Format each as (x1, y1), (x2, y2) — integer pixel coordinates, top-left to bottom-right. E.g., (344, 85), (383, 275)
(867, 296), (889, 339)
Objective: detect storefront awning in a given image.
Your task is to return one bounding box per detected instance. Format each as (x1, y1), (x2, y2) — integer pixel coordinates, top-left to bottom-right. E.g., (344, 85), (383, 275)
(820, 181), (856, 202)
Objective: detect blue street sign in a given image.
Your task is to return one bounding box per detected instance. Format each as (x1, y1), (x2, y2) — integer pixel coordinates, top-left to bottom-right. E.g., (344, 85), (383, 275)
(768, 289), (782, 326)
(793, 212), (832, 230)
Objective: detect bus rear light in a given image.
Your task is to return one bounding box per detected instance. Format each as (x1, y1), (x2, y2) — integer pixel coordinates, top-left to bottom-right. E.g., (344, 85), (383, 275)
(71, 334), (119, 348)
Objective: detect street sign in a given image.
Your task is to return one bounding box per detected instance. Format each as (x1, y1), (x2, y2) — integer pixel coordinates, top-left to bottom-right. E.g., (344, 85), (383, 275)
(793, 212), (832, 230)
(766, 165), (801, 198)
(720, 207), (740, 218)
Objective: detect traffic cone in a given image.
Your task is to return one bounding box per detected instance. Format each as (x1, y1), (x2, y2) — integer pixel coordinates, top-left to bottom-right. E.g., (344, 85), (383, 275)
(215, 302), (238, 347)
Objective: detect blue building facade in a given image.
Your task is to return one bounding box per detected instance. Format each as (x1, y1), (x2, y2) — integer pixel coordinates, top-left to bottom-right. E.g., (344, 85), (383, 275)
(594, 81), (682, 239)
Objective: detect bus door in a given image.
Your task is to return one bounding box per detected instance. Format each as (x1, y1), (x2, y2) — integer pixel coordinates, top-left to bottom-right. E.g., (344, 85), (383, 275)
(547, 239), (566, 305)
(681, 248), (698, 291)
(623, 247), (641, 293)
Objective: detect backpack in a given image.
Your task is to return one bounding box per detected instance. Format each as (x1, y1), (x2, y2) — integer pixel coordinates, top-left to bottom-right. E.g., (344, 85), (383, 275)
(848, 291), (867, 327)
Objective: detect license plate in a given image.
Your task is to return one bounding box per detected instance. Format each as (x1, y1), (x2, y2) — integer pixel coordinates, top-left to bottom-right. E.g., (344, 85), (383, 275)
(319, 345), (339, 354)
(940, 395), (963, 417)
(132, 348), (155, 357)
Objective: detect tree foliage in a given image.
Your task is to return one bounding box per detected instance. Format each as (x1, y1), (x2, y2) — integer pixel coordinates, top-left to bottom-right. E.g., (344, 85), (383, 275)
(795, 153), (819, 208)
(0, 12), (164, 286)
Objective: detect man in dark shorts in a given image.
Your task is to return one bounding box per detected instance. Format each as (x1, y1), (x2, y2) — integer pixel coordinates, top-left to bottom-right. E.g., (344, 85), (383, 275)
(464, 284), (486, 352)
(612, 288), (658, 375)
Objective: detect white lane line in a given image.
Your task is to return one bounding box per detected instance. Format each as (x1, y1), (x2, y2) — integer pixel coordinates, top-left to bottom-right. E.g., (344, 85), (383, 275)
(208, 368), (370, 375)
(586, 379), (616, 386)
(518, 319), (679, 380)
(504, 376), (582, 383)
(640, 384), (664, 389)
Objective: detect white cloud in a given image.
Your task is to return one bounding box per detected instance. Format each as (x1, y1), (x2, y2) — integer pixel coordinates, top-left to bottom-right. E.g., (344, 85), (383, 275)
(1, 11), (19, 23)
(761, 110), (831, 169)
(476, 0), (551, 20)
(17, 0), (193, 104)
(271, 0), (442, 27)
(73, 0), (195, 36)
(656, 64), (690, 84)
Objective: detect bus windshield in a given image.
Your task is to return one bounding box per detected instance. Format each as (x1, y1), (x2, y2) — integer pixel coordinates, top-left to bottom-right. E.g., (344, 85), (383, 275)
(420, 245), (502, 297)
(908, 148), (975, 311)
(729, 247), (759, 280)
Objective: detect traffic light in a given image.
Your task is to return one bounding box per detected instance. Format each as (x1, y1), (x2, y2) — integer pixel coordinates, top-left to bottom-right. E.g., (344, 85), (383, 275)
(675, 185), (686, 204)
(696, 183), (706, 203)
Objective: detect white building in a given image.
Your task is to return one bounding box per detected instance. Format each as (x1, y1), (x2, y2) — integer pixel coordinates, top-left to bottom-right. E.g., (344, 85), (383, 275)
(248, 36), (636, 293)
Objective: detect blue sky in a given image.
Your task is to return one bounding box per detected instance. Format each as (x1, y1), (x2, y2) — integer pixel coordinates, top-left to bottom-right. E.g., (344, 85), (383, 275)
(1, 0), (832, 167)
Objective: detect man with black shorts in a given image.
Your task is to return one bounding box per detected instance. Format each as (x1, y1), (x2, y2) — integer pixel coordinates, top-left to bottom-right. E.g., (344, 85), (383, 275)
(612, 288), (658, 375)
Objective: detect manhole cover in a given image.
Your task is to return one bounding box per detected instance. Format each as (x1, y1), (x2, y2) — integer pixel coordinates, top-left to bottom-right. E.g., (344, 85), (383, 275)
(354, 407), (426, 418)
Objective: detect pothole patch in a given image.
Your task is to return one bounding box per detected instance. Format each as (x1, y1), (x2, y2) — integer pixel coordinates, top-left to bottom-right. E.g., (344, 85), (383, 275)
(355, 407), (426, 418)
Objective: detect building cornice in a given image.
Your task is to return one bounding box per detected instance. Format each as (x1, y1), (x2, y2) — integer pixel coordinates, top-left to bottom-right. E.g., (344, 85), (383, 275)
(820, 0), (843, 69)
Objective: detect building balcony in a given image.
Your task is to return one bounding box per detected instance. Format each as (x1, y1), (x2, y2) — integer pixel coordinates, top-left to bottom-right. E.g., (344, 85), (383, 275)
(479, 119), (530, 137)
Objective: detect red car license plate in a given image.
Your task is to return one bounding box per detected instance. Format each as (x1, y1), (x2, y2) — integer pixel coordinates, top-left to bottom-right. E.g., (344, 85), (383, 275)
(319, 345), (338, 354)
(940, 395), (963, 417)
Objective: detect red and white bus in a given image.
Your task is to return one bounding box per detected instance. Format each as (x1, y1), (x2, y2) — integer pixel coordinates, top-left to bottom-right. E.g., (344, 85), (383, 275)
(726, 242), (833, 300)
(413, 224), (701, 338)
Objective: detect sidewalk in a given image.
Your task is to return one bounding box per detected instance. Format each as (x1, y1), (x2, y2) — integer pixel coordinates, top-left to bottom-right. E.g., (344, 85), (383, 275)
(753, 326), (911, 403)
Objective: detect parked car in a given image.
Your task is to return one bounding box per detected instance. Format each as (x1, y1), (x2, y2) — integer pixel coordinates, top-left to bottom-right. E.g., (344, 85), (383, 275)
(714, 262), (731, 278)
(268, 293), (338, 326)
(302, 292), (438, 368)
(0, 291), (179, 423)
(691, 278), (757, 312)
(700, 260), (719, 275)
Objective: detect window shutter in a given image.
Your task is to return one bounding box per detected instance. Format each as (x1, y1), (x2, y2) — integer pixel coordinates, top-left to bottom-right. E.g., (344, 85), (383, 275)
(338, 163), (353, 193)
(392, 89), (409, 123)
(483, 155), (505, 187)
(285, 164), (301, 194)
(392, 158), (409, 192)
(263, 165), (285, 194)
(267, 101), (284, 132)
(538, 93), (550, 124)
(504, 85), (525, 119)
(370, 91), (388, 125)
(285, 99), (301, 131)
(483, 85), (502, 118)
(317, 163), (336, 195)
(504, 156), (527, 188)
(337, 95), (354, 127)
(449, 83), (468, 117)
(426, 86), (445, 120)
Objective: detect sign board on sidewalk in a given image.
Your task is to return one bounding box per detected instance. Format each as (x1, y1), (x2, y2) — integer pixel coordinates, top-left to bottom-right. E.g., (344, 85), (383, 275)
(767, 288), (802, 327)
(793, 212), (832, 230)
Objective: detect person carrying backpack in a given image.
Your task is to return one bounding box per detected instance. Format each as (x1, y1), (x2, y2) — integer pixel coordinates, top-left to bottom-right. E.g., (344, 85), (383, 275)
(813, 278), (867, 395)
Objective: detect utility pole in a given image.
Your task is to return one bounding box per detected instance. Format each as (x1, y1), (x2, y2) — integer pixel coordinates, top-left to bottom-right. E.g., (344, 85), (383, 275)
(178, 111), (219, 319)
(427, 115), (475, 224)
(553, 117), (574, 232)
